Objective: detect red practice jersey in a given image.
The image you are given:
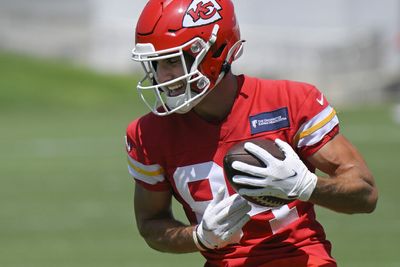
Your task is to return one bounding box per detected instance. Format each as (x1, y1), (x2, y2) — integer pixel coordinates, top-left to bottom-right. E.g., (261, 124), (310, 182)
(125, 75), (339, 267)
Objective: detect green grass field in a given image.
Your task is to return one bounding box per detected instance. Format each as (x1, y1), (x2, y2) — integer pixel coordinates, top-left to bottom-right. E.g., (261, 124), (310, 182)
(1, 51), (399, 267)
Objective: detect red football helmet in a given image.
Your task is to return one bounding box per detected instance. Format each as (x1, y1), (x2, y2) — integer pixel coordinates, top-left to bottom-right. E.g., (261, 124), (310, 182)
(132, 0), (243, 116)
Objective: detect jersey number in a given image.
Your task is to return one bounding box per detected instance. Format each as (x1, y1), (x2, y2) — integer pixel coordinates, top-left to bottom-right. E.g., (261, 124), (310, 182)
(173, 161), (299, 233)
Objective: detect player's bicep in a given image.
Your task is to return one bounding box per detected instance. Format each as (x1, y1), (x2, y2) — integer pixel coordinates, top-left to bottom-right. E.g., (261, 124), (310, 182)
(134, 183), (173, 231)
(307, 134), (374, 185)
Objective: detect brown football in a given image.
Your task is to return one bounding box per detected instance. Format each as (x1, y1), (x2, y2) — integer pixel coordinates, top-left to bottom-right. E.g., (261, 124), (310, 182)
(223, 138), (292, 207)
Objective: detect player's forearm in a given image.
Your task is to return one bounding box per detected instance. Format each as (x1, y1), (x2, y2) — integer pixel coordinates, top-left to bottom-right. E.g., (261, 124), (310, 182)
(137, 218), (198, 253)
(309, 167), (378, 214)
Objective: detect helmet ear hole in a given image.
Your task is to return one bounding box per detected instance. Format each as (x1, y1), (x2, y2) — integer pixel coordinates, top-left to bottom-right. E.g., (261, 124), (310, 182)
(212, 44), (227, 59)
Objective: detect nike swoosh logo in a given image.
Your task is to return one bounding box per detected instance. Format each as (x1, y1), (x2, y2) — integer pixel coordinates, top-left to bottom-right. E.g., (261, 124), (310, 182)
(270, 170), (298, 182)
(316, 93), (324, 106)
(288, 170), (298, 178)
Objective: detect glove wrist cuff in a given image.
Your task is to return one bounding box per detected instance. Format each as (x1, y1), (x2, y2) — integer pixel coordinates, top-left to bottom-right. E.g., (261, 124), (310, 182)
(193, 225), (212, 251)
(298, 172), (318, 201)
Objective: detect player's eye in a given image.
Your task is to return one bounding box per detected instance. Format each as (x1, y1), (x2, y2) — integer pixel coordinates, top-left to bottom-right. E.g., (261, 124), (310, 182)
(166, 57), (179, 65)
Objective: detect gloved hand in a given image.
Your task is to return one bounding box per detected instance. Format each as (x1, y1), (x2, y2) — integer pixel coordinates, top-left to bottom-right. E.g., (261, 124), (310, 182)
(196, 187), (251, 250)
(232, 138), (317, 201)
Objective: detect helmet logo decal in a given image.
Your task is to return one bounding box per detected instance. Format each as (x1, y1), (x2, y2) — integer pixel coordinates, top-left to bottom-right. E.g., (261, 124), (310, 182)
(183, 0), (222, 28)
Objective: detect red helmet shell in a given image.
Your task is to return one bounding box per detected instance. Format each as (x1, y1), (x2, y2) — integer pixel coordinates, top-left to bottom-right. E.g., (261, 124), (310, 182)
(135, 0), (240, 89)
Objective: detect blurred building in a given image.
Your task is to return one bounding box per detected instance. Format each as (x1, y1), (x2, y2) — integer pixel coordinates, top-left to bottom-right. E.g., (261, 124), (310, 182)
(1, 0), (399, 105)
(234, 0), (400, 104)
(0, 0), (137, 73)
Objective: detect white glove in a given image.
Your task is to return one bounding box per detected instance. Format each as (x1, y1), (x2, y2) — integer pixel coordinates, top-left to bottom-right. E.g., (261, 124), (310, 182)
(196, 187), (251, 250)
(232, 139), (317, 201)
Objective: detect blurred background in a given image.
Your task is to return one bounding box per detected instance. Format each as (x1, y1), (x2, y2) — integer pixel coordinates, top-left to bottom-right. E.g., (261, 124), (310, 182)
(1, 0), (399, 266)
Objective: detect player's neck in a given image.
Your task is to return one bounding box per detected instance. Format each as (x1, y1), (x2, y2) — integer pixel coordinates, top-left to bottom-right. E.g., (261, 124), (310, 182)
(193, 72), (238, 123)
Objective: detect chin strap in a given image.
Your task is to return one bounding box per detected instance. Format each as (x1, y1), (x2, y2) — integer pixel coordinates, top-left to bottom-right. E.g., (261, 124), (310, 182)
(227, 39), (246, 62)
(214, 39), (245, 88)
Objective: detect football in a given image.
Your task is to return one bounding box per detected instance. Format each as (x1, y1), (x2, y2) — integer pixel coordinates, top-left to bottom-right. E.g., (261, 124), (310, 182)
(223, 138), (292, 207)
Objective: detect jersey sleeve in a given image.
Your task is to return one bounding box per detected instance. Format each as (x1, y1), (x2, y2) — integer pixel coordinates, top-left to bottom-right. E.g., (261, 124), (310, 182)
(292, 85), (340, 158)
(125, 118), (171, 191)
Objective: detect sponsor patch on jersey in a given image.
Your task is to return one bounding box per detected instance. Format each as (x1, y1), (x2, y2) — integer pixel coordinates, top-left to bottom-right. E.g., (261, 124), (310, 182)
(249, 108), (290, 135)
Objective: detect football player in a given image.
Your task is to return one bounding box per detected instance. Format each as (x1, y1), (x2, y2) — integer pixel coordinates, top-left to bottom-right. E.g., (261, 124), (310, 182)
(125, 0), (378, 266)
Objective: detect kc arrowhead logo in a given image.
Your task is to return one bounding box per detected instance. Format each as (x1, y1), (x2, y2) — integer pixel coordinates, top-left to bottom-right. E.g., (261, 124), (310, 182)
(183, 0), (222, 28)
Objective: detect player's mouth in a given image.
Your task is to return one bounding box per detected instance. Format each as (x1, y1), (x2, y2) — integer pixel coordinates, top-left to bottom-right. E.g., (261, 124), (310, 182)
(166, 82), (186, 97)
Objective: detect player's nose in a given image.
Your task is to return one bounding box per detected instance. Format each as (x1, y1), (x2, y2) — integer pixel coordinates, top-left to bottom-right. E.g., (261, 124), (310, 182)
(157, 66), (176, 83)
